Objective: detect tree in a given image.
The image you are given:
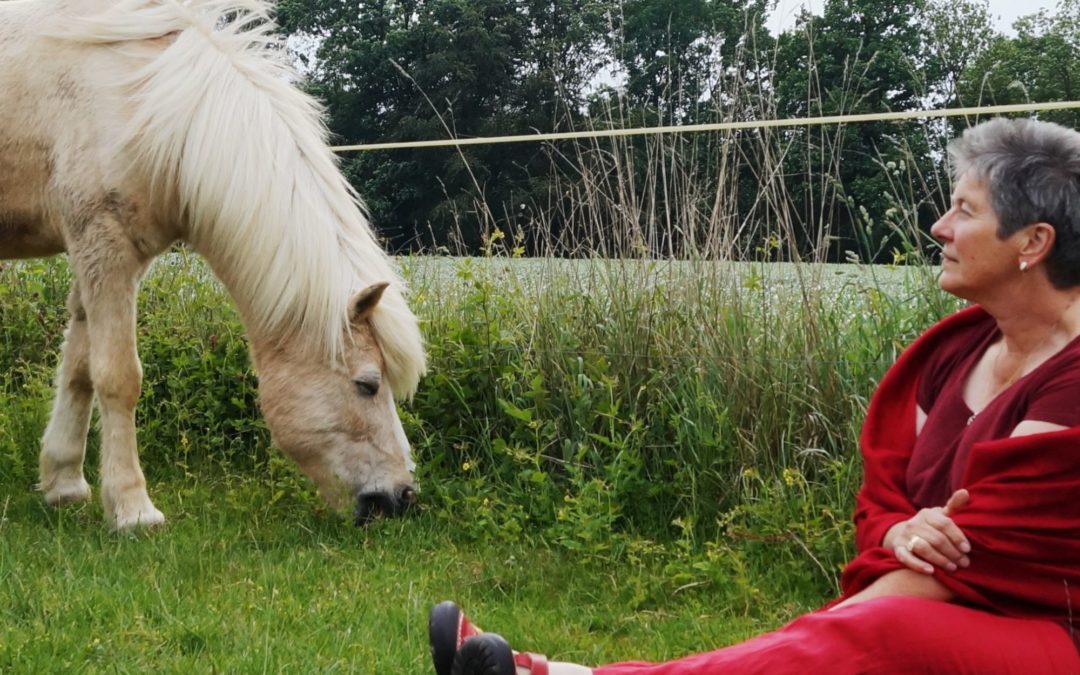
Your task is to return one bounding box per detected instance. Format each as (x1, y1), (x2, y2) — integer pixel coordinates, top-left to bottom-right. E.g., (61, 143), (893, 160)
(604, 0), (771, 123)
(772, 0), (934, 261)
(274, 0), (1073, 259)
(956, 0), (1080, 129)
(278, 0), (619, 252)
(918, 0), (997, 108)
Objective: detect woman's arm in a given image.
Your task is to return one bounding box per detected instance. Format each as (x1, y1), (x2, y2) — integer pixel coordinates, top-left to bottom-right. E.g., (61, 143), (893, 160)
(831, 569), (954, 611)
(884, 411), (1064, 575)
(1011, 420), (1068, 436)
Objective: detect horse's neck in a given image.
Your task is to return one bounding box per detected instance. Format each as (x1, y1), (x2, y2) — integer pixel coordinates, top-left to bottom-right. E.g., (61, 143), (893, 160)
(185, 243), (272, 345)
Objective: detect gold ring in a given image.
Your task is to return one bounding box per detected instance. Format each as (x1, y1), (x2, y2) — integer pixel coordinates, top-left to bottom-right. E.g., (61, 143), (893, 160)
(906, 535), (924, 553)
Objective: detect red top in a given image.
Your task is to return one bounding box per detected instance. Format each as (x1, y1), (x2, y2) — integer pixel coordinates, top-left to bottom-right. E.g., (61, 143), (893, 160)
(908, 312), (1080, 509)
(840, 306), (1080, 642)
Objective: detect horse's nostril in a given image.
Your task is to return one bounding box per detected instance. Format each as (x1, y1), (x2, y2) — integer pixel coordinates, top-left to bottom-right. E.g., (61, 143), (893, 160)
(355, 487), (417, 525)
(354, 493), (375, 526)
(355, 491), (393, 526)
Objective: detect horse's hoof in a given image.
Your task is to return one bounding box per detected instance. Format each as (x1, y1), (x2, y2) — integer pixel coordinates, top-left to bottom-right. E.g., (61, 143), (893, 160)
(42, 476), (92, 506)
(111, 505), (166, 531)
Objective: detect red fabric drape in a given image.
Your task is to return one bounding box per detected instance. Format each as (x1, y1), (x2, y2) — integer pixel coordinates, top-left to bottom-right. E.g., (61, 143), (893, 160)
(841, 305), (1080, 625)
(593, 596), (1079, 674)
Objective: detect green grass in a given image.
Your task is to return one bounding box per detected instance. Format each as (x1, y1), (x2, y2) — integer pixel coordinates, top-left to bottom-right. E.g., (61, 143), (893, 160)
(0, 253), (959, 671)
(0, 478), (816, 672)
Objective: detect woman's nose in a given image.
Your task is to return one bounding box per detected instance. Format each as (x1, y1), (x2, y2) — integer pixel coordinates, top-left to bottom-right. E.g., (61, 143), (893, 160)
(930, 211), (951, 240)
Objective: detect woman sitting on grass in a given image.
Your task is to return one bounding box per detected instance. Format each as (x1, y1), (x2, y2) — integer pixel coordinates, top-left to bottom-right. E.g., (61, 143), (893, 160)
(426, 116), (1080, 675)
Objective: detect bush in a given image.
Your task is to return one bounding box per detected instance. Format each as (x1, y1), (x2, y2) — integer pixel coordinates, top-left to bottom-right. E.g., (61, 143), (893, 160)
(404, 253), (958, 597)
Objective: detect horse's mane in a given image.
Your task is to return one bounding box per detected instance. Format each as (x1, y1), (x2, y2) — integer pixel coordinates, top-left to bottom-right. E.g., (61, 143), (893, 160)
(49, 0), (425, 398)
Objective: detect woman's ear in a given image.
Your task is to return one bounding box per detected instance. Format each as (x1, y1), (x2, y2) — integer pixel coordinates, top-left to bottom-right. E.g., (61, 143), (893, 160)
(1019, 222), (1056, 265)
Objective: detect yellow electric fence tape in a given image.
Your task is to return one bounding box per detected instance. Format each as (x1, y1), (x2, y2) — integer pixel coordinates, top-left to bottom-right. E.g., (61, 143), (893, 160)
(330, 100), (1080, 153)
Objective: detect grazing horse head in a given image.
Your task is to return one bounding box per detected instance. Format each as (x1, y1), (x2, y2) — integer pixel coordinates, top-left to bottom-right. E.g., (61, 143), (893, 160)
(5, 0), (427, 529)
(253, 283), (419, 524)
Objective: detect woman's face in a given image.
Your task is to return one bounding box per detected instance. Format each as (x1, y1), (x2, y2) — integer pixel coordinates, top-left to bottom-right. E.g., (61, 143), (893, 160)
(930, 171), (1020, 300)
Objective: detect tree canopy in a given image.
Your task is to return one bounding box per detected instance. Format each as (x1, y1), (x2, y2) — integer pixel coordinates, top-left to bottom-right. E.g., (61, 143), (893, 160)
(276, 0), (1075, 259)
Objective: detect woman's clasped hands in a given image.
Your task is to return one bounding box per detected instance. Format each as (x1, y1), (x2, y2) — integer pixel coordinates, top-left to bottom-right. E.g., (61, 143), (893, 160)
(884, 489), (972, 575)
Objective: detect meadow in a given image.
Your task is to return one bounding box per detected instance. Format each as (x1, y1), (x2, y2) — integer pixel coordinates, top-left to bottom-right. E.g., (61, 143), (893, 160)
(0, 252), (961, 672)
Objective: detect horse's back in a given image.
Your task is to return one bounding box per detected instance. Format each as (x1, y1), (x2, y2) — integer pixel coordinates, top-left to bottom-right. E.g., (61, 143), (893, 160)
(0, 0), (136, 144)
(0, 0), (161, 260)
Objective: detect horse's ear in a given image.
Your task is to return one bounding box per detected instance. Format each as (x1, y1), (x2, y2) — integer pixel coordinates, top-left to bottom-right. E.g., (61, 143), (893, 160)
(350, 282), (390, 323)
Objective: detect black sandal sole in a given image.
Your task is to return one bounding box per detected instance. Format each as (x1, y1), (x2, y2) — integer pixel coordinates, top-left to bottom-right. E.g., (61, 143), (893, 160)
(429, 601), (464, 675)
(451, 634), (516, 675)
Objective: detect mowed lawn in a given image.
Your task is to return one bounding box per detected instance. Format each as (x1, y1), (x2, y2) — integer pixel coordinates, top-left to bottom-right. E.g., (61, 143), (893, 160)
(0, 477), (804, 673)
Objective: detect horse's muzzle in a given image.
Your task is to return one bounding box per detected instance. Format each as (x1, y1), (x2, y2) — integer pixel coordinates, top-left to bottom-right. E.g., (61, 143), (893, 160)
(354, 485), (418, 526)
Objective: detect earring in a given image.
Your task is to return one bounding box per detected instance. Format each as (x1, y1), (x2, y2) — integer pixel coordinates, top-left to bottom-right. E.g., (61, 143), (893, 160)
(1020, 260), (1029, 273)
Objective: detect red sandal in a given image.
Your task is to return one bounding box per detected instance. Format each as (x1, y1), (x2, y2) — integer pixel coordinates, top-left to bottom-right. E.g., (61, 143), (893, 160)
(514, 648), (550, 675)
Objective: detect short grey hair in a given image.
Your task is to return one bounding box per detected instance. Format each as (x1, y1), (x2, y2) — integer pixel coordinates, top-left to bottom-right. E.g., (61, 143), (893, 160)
(948, 118), (1080, 288)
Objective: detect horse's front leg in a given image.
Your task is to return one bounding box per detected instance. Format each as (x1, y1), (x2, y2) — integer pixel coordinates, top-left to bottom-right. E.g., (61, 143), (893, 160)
(39, 282), (94, 505)
(71, 252), (163, 530)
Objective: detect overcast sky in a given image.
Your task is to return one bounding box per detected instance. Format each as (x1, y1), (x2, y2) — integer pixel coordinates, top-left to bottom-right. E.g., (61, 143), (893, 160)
(767, 0), (1062, 35)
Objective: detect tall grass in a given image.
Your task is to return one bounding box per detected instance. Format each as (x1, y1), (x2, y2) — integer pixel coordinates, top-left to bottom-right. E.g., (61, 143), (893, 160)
(406, 254), (958, 587)
(0, 256), (954, 671)
(0, 252), (956, 598)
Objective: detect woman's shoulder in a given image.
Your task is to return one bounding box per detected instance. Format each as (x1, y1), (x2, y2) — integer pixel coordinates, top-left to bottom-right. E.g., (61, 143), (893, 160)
(1022, 331), (1080, 393)
(996, 324), (1080, 430)
(869, 306), (997, 416)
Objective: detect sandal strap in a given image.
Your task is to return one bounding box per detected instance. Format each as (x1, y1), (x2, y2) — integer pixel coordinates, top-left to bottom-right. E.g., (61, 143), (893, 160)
(514, 651), (550, 675)
(457, 614), (479, 647)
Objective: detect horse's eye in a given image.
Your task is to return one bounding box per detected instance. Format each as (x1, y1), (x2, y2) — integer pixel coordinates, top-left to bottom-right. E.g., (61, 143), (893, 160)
(354, 379), (379, 397)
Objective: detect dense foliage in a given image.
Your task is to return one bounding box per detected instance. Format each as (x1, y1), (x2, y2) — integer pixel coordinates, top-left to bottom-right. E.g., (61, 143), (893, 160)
(275, 0), (1077, 260)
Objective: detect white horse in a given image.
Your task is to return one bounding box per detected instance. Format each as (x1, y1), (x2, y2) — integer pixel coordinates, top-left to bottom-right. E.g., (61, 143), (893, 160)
(0, 0), (427, 529)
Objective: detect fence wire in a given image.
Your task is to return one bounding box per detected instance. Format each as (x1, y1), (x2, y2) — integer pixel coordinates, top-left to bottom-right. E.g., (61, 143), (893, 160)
(331, 100), (1080, 152)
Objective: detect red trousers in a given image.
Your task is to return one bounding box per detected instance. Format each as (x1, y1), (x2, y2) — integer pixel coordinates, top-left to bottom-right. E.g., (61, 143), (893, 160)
(593, 597), (1080, 674)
